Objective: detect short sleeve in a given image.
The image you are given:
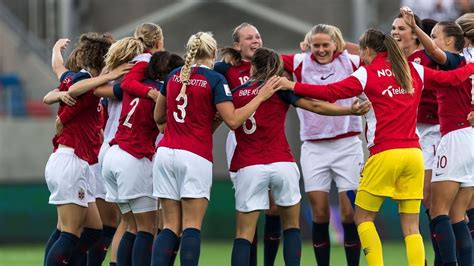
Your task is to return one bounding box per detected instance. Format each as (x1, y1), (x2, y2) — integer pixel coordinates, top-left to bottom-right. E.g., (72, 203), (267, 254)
(277, 90), (301, 106)
(59, 71), (75, 82)
(72, 71), (92, 83)
(212, 75), (233, 105)
(439, 51), (463, 70)
(213, 61), (231, 76)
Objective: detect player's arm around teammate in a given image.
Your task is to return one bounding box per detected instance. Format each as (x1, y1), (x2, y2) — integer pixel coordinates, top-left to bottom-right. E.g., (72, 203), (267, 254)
(44, 32), (114, 266)
(282, 24), (366, 266)
(279, 28), (474, 266)
(151, 32), (278, 266)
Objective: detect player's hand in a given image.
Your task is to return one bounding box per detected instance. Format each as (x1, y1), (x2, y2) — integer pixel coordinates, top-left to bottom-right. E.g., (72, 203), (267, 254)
(467, 111), (474, 126)
(257, 76), (281, 102)
(351, 98), (372, 115)
(53, 39), (70, 51)
(59, 92), (76, 106)
(55, 116), (64, 134)
(108, 63), (134, 80)
(277, 76), (296, 91)
(157, 122), (167, 133)
(147, 88), (160, 102)
(400, 6), (416, 29)
(214, 112), (223, 122)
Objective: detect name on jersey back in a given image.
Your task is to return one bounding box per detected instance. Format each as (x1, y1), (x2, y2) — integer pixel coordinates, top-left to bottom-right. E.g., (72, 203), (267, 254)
(172, 75), (208, 88)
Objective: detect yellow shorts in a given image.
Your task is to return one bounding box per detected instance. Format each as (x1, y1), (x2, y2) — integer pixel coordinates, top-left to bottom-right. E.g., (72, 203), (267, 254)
(357, 148), (424, 200)
(355, 190), (422, 213)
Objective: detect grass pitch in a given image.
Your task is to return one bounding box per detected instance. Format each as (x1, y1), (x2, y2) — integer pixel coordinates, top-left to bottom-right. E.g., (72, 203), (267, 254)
(0, 240), (434, 266)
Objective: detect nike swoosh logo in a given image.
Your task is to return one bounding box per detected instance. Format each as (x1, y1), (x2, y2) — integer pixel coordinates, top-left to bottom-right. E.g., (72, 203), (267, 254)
(435, 173), (443, 176)
(321, 73), (334, 80)
(313, 243), (328, 248)
(268, 236), (281, 241)
(344, 243), (359, 247)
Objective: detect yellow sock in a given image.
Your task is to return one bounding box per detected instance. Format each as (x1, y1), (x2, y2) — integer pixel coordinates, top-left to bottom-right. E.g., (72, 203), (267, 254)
(404, 234), (424, 266)
(357, 221), (383, 266)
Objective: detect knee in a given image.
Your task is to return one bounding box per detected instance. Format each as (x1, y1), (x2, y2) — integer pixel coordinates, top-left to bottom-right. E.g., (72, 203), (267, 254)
(313, 210), (330, 223)
(354, 211), (373, 226)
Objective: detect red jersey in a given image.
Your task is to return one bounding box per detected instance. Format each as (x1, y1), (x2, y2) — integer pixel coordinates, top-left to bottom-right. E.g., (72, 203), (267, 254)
(55, 70), (101, 164)
(408, 50), (439, 125)
(158, 65), (233, 162)
(229, 81), (300, 171)
(429, 52), (474, 136)
(214, 60), (251, 89)
(110, 79), (160, 160)
(120, 53), (153, 97)
(292, 52), (474, 156)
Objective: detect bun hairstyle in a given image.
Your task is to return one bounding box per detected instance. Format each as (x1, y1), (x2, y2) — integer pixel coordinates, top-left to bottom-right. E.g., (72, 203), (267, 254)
(134, 23), (163, 50)
(456, 13), (474, 44)
(359, 29), (413, 94)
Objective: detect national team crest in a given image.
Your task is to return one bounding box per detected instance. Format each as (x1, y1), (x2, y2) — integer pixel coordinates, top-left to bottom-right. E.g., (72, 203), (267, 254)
(413, 57), (421, 64)
(78, 188), (85, 200)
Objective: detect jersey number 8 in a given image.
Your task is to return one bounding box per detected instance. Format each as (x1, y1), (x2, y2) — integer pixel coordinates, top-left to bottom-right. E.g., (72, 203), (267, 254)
(243, 112), (256, 134)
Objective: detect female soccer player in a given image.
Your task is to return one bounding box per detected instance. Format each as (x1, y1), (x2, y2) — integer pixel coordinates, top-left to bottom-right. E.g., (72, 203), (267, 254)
(101, 23), (164, 266)
(214, 22), (281, 266)
(282, 24), (363, 266)
(44, 32), (114, 266)
(151, 31), (279, 266)
(230, 47), (370, 266)
(278, 28), (474, 266)
(402, 7), (474, 265)
(65, 36), (143, 266)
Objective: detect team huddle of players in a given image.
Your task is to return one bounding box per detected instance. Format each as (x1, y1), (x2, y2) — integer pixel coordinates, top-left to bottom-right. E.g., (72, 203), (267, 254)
(41, 5), (474, 266)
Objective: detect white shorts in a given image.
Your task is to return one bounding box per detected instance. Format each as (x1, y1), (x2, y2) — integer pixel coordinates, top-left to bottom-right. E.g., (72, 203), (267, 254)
(102, 145), (156, 205)
(234, 162), (301, 212)
(45, 148), (94, 207)
(98, 142), (111, 167)
(431, 127), (474, 187)
(226, 130), (237, 182)
(416, 123), (441, 170)
(90, 163), (106, 199)
(301, 136), (364, 193)
(153, 147), (212, 200)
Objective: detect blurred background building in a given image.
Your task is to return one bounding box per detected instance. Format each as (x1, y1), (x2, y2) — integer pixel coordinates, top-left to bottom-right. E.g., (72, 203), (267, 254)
(0, 0), (472, 244)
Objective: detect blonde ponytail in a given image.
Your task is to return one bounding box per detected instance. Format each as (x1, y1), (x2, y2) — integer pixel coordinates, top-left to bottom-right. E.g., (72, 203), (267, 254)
(104, 37), (145, 72)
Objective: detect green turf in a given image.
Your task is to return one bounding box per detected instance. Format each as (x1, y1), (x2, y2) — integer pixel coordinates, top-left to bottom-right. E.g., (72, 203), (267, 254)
(0, 241), (434, 266)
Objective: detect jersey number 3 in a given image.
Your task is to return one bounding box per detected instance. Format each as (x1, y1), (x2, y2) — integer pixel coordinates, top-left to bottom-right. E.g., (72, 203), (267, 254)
(123, 98), (139, 128)
(173, 94), (188, 123)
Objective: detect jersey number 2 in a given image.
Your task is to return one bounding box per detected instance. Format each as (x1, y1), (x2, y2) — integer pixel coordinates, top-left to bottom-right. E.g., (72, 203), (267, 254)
(123, 98), (139, 128)
(173, 94), (188, 123)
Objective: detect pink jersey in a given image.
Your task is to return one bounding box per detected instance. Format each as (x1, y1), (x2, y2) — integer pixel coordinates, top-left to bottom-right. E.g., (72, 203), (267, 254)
(229, 81), (300, 171)
(214, 60), (251, 89)
(282, 51), (362, 141)
(292, 52), (474, 156)
(158, 65), (233, 162)
(110, 79), (160, 160)
(55, 70), (101, 164)
(408, 50), (439, 125)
